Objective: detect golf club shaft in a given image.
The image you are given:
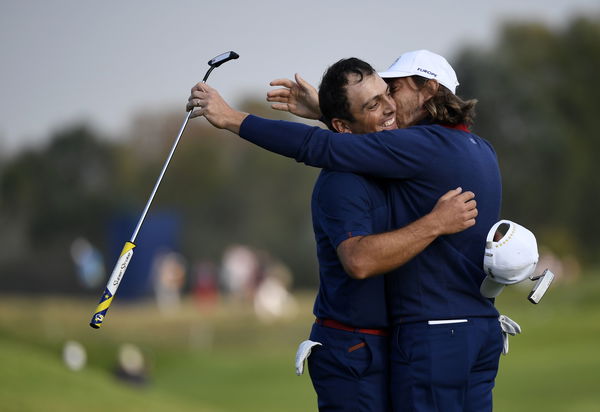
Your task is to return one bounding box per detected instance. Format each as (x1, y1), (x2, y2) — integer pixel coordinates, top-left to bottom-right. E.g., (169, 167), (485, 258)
(130, 110), (192, 243)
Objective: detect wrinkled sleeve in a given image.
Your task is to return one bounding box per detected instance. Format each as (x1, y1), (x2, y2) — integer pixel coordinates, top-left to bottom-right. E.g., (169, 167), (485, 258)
(239, 115), (428, 179)
(315, 172), (374, 249)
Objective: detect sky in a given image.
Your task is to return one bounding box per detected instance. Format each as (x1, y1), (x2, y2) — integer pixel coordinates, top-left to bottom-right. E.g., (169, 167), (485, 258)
(1, 0), (599, 154)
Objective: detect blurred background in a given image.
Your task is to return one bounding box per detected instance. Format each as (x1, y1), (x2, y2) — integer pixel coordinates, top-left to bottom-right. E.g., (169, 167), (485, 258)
(1, 1), (600, 411)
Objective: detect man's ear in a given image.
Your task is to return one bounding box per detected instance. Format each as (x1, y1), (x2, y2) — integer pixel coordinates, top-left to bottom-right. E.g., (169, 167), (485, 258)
(331, 118), (352, 133)
(422, 79), (439, 102)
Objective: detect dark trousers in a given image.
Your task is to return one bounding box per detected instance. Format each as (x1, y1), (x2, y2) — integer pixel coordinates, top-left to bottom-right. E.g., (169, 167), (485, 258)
(308, 322), (391, 412)
(390, 317), (503, 412)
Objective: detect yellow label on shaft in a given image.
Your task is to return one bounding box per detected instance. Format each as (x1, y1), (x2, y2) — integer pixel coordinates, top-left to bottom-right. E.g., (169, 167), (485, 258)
(94, 296), (113, 313)
(120, 241), (136, 256)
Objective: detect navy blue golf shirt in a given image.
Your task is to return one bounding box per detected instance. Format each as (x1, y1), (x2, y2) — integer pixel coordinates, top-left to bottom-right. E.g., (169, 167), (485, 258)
(240, 116), (501, 323)
(311, 170), (390, 329)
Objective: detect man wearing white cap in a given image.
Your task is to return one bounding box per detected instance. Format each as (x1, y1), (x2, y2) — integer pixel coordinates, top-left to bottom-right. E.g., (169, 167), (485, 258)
(187, 50), (504, 412)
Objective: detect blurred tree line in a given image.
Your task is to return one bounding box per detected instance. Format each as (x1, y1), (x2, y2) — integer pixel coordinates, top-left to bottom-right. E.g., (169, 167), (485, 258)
(456, 15), (600, 265)
(1, 15), (598, 293)
(0, 104), (319, 293)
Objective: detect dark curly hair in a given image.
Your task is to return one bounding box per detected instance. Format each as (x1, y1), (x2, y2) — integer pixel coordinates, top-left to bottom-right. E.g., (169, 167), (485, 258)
(318, 58), (376, 131)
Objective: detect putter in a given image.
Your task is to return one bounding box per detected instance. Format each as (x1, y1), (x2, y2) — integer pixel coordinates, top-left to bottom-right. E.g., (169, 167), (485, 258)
(89, 51), (240, 329)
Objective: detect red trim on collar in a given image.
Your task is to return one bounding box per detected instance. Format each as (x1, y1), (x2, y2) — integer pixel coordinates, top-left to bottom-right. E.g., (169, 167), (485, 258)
(441, 123), (470, 133)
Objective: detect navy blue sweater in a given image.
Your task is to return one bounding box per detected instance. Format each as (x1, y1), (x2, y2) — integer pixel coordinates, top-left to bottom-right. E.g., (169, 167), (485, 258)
(239, 115), (501, 323)
(312, 171), (390, 328)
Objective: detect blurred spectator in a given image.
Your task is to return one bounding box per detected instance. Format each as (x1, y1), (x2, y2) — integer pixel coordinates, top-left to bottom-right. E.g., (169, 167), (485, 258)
(151, 250), (186, 314)
(62, 340), (87, 371)
(192, 260), (220, 310)
(114, 343), (149, 387)
(220, 245), (260, 303)
(515, 246), (582, 294)
(537, 247), (581, 284)
(254, 253), (298, 322)
(69, 237), (106, 289)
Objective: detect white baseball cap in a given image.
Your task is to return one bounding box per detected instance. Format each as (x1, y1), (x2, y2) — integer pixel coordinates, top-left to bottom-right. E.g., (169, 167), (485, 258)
(481, 220), (539, 298)
(378, 49), (459, 94)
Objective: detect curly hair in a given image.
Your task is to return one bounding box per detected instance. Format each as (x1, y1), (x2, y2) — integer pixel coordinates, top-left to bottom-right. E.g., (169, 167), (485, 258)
(412, 76), (478, 128)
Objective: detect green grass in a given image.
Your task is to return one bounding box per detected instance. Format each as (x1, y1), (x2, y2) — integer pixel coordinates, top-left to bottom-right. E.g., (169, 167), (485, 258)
(0, 293), (317, 412)
(0, 338), (208, 412)
(1, 277), (600, 411)
(493, 276), (600, 412)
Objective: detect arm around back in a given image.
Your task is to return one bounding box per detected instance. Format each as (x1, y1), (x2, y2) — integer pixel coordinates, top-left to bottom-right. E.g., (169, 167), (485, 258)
(338, 188), (477, 279)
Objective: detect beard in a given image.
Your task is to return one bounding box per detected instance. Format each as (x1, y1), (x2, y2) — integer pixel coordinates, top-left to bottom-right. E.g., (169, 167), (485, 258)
(395, 103), (425, 128)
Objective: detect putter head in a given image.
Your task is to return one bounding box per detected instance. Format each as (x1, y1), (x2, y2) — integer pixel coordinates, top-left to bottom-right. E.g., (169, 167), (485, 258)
(528, 269), (555, 304)
(208, 51), (240, 68)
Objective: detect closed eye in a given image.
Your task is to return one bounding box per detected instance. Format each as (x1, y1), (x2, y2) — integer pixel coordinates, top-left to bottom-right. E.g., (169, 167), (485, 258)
(389, 82), (402, 95)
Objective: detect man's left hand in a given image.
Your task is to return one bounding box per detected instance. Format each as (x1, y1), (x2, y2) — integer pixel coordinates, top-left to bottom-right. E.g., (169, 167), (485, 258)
(430, 187), (478, 235)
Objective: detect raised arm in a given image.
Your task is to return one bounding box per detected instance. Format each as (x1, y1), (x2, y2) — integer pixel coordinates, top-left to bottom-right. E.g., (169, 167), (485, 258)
(266, 73), (321, 120)
(188, 84), (430, 179)
(338, 188), (478, 279)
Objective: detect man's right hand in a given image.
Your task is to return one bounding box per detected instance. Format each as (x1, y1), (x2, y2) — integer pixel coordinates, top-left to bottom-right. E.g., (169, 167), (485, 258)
(187, 83), (248, 134)
(429, 188), (478, 235)
(267, 73), (322, 120)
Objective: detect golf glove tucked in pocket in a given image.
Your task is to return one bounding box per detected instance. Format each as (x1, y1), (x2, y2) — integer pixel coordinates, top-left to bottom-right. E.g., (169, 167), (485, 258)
(499, 314), (522, 355)
(295, 340), (322, 375)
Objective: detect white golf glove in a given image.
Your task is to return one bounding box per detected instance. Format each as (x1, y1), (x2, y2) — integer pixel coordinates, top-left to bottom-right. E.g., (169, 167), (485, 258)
(499, 314), (522, 355)
(295, 340), (322, 376)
